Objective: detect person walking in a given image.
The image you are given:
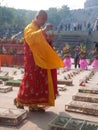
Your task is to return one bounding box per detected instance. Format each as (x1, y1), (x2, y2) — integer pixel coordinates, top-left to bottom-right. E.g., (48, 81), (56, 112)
(14, 10), (64, 112)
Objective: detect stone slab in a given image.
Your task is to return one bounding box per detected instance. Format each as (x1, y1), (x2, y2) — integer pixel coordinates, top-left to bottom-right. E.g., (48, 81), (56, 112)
(57, 84), (67, 91)
(5, 79), (21, 87)
(48, 115), (98, 130)
(65, 118), (83, 130)
(0, 76), (13, 81)
(72, 92), (98, 103)
(0, 85), (13, 93)
(0, 71), (9, 77)
(65, 101), (98, 115)
(0, 80), (3, 84)
(57, 79), (73, 86)
(79, 86), (98, 94)
(0, 107), (28, 126)
(81, 121), (98, 130)
(48, 115), (70, 130)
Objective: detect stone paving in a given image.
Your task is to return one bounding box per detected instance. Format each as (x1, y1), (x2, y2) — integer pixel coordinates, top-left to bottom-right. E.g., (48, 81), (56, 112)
(0, 66), (98, 130)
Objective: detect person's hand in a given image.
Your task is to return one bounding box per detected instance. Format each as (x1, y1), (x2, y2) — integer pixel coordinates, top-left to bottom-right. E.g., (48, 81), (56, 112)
(45, 23), (53, 30)
(42, 23), (53, 33)
(47, 32), (54, 43)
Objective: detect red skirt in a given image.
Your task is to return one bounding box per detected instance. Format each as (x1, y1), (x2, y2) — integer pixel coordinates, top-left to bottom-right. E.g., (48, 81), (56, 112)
(16, 41), (57, 106)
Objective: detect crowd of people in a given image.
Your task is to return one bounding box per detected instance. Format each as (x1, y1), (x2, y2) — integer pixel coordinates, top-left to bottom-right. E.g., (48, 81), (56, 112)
(63, 42), (98, 71)
(57, 19), (98, 35)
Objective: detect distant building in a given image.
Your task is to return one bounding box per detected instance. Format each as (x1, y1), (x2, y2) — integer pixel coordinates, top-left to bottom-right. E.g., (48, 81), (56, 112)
(84, 0), (98, 9)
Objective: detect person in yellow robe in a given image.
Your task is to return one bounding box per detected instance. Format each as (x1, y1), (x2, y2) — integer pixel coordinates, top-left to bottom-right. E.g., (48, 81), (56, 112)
(14, 10), (64, 112)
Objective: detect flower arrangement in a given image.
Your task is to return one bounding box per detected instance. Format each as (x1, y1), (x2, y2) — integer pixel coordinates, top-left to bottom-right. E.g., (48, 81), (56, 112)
(80, 43), (87, 59)
(63, 43), (71, 57)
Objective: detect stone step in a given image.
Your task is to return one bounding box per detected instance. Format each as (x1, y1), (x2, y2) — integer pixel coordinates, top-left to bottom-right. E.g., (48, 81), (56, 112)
(72, 92), (98, 103)
(79, 86), (98, 94)
(0, 107), (28, 126)
(57, 84), (67, 91)
(5, 79), (21, 87)
(0, 76), (13, 81)
(65, 101), (98, 115)
(57, 79), (73, 86)
(0, 85), (13, 93)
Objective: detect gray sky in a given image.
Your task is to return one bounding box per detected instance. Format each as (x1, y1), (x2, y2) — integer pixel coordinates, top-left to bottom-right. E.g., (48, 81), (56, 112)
(0, 0), (86, 11)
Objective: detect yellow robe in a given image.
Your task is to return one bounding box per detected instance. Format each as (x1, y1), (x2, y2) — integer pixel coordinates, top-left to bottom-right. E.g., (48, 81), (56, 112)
(24, 21), (64, 69)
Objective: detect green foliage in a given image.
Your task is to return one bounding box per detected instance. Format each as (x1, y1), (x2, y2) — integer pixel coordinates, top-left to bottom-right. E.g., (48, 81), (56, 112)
(0, 7), (36, 30)
(0, 6), (70, 34)
(57, 5), (70, 19)
(47, 8), (61, 27)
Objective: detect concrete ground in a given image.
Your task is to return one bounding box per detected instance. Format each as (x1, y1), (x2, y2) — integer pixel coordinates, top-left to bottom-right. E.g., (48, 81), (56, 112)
(0, 66), (98, 130)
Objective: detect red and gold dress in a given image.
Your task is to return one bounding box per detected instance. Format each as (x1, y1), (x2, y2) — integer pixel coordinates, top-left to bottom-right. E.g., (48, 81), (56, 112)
(15, 21), (64, 108)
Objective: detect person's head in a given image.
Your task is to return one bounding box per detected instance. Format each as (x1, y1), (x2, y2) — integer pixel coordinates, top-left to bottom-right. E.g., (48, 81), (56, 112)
(34, 10), (47, 27)
(75, 45), (80, 51)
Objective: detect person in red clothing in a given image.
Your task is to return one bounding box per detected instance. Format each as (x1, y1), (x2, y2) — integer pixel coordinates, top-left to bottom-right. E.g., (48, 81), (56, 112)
(14, 10), (64, 112)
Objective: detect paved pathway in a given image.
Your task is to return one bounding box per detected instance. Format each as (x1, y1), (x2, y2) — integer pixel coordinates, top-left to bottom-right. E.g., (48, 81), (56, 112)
(0, 67), (98, 130)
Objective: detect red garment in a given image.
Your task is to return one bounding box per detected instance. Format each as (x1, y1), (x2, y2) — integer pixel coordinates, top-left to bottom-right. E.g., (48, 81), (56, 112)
(16, 41), (58, 106)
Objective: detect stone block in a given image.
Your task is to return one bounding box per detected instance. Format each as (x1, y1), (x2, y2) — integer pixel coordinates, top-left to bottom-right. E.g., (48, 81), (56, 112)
(5, 80), (21, 87)
(0, 85), (13, 93)
(73, 92), (98, 103)
(57, 79), (73, 86)
(79, 87), (98, 94)
(0, 107), (28, 126)
(65, 101), (98, 115)
(0, 76), (13, 81)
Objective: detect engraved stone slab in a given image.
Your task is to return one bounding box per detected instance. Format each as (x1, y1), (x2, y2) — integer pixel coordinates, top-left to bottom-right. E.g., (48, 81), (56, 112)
(0, 76), (13, 81)
(0, 108), (28, 126)
(73, 92), (98, 103)
(0, 71), (9, 76)
(49, 115), (98, 130)
(5, 80), (21, 87)
(79, 86), (98, 94)
(0, 80), (3, 84)
(49, 116), (98, 130)
(48, 115), (70, 130)
(65, 118), (84, 130)
(0, 85), (13, 93)
(57, 84), (67, 91)
(48, 115), (98, 130)
(81, 121), (98, 130)
(65, 101), (98, 115)
(57, 79), (73, 86)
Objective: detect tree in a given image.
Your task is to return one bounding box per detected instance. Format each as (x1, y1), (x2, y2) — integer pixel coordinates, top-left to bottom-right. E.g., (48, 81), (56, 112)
(57, 5), (70, 20)
(47, 8), (61, 28)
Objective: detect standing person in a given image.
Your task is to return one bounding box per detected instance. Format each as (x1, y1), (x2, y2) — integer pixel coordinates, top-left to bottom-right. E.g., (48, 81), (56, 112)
(63, 43), (72, 71)
(79, 44), (88, 70)
(74, 46), (80, 69)
(14, 10), (64, 112)
(91, 43), (98, 71)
